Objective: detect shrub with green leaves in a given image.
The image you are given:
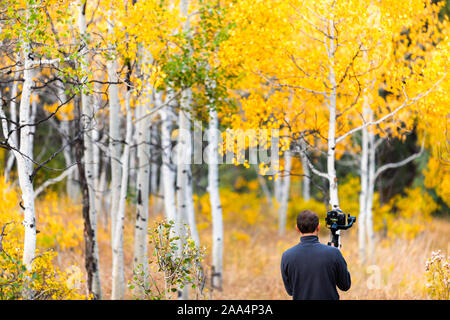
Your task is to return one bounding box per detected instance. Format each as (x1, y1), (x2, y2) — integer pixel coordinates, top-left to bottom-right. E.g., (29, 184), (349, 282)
(129, 220), (206, 300)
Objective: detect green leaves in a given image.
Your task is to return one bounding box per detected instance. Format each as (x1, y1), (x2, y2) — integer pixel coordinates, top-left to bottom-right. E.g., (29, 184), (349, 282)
(129, 219), (206, 300)
(157, 0), (239, 114)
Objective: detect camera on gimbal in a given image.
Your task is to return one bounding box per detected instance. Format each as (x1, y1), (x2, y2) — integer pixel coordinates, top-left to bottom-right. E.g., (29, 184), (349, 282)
(325, 209), (356, 248)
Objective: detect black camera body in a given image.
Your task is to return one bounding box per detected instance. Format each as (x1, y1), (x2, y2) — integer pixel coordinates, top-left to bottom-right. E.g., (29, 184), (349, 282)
(325, 210), (356, 230)
(325, 209), (356, 248)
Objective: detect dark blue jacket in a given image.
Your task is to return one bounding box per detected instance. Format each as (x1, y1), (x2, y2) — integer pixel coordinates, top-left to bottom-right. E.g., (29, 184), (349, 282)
(281, 235), (351, 300)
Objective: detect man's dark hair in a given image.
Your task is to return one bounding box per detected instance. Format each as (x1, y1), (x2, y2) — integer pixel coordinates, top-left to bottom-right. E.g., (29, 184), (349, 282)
(296, 210), (319, 233)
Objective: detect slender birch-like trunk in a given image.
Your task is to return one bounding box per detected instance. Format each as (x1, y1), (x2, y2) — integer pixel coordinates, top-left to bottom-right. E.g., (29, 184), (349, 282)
(28, 97), (37, 156)
(111, 91), (132, 300)
(185, 168), (199, 246)
(129, 134), (137, 187)
(92, 82), (103, 222)
(358, 94), (370, 265)
(98, 159), (109, 229)
(150, 124), (159, 194)
(177, 0), (198, 255)
(323, 16), (343, 248)
(18, 41), (37, 268)
(107, 6), (122, 244)
(299, 140), (311, 201)
(326, 18), (339, 211)
(365, 119), (376, 265)
(159, 94), (176, 221)
(208, 108), (223, 290)
(133, 87), (152, 296)
(176, 88), (192, 300)
(74, 95), (100, 300)
(358, 130), (369, 264)
(150, 123), (160, 212)
(78, 0), (102, 298)
(0, 55), (36, 268)
(273, 174), (282, 205)
(4, 80), (19, 181)
(278, 150), (292, 235)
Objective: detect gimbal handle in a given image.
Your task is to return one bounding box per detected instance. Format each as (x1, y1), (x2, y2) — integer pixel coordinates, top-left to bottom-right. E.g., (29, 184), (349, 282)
(327, 230), (340, 248)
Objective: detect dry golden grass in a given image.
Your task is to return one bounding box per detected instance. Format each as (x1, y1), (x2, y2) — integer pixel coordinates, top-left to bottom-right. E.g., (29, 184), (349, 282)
(206, 218), (450, 300)
(52, 204), (449, 300)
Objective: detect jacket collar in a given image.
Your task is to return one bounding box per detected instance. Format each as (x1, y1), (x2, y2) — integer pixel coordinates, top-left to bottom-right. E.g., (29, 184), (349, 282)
(300, 235), (319, 243)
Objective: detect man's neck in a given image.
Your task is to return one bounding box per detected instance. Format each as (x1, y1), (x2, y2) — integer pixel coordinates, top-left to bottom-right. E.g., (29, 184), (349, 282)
(300, 233), (318, 237)
(299, 234), (319, 244)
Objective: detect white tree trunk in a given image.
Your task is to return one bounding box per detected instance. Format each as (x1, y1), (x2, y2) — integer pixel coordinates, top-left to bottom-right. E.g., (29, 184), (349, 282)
(150, 123), (160, 212)
(111, 91), (132, 300)
(299, 140), (311, 201)
(274, 174), (283, 205)
(278, 150), (292, 235)
(0, 65), (36, 269)
(358, 100), (370, 265)
(327, 31), (339, 211)
(325, 18), (341, 248)
(92, 82), (103, 224)
(159, 94), (177, 222)
(175, 88), (193, 300)
(129, 134), (137, 187)
(185, 169), (199, 246)
(208, 108), (224, 290)
(107, 7), (122, 245)
(177, 0), (197, 245)
(78, 0), (102, 298)
(29, 97), (37, 153)
(133, 90), (151, 296)
(4, 80), (19, 181)
(366, 120), (376, 265)
(18, 43), (36, 268)
(98, 159), (109, 229)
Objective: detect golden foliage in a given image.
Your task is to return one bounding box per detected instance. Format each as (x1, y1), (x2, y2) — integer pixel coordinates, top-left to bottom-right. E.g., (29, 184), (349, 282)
(197, 188), (267, 228)
(0, 226), (87, 300)
(424, 157), (450, 206)
(374, 188), (438, 240)
(0, 179), (85, 299)
(35, 191), (83, 252)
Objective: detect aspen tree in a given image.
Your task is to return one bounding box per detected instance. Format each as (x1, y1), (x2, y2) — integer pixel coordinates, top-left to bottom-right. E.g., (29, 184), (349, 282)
(133, 53), (153, 296)
(111, 90), (132, 300)
(208, 107), (224, 290)
(107, 1), (122, 244)
(78, 0), (102, 298)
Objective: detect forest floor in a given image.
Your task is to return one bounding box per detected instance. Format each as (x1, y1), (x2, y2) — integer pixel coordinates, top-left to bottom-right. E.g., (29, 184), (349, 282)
(203, 217), (449, 300)
(54, 207), (449, 300)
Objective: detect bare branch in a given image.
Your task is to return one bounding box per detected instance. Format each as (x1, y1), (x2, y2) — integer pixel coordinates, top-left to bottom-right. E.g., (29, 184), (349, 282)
(293, 141), (329, 180)
(375, 138), (425, 180)
(335, 73), (448, 145)
(255, 69), (329, 97)
(34, 165), (77, 198)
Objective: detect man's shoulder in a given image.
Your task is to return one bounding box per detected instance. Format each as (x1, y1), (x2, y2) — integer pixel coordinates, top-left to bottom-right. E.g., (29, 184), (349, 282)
(282, 241), (340, 257)
(282, 244), (299, 256)
(316, 241), (340, 252)
(313, 241), (344, 256)
(281, 243), (302, 261)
